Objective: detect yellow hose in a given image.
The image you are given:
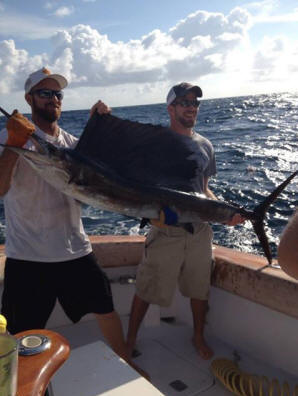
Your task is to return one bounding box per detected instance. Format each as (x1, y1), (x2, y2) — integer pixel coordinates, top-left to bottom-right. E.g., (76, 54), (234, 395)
(211, 358), (298, 396)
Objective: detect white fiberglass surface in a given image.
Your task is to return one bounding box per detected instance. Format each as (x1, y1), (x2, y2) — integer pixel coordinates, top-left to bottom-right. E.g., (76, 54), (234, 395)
(51, 314), (298, 396)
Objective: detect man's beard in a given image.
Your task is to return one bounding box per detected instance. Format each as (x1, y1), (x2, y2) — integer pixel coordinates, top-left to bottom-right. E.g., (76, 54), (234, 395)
(177, 115), (196, 128)
(32, 98), (61, 122)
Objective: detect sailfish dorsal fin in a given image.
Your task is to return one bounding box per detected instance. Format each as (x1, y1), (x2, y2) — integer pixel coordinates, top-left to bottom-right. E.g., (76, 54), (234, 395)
(75, 112), (199, 192)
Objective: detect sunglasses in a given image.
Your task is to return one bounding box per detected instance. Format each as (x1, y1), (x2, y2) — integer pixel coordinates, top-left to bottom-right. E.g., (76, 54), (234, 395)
(31, 89), (64, 101)
(173, 99), (200, 108)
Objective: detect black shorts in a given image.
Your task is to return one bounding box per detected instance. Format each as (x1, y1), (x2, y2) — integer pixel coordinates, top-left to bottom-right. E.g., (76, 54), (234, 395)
(1, 252), (114, 334)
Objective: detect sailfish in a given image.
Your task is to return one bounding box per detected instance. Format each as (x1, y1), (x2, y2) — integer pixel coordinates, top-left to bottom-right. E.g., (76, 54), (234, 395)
(0, 107), (297, 264)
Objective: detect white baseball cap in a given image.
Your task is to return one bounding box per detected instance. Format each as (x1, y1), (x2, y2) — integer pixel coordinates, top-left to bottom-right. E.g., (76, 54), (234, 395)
(166, 82), (203, 105)
(24, 67), (68, 93)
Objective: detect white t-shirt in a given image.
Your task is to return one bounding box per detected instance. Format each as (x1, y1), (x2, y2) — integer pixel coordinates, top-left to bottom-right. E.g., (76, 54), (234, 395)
(0, 125), (92, 262)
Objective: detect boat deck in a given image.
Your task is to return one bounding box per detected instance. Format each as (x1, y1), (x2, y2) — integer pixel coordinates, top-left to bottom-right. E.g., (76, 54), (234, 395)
(50, 315), (298, 396)
(2, 238), (298, 395)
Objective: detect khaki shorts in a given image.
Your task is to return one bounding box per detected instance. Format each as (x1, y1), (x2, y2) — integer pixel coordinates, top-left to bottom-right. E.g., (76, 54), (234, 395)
(136, 223), (213, 306)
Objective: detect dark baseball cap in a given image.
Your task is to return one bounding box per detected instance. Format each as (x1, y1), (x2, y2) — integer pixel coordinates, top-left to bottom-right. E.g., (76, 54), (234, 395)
(166, 82), (203, 105)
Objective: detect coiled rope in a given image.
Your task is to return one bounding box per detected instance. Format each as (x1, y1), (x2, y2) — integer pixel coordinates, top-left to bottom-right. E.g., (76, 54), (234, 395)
(211, 358), (298, 396)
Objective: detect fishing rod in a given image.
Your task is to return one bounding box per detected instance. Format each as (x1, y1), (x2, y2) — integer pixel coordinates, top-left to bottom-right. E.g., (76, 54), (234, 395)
(0, 106), (11, 118)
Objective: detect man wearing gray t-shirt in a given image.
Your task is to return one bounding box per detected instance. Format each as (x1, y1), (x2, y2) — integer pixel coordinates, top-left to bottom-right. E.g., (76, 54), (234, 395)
(126, 82), (244, 360)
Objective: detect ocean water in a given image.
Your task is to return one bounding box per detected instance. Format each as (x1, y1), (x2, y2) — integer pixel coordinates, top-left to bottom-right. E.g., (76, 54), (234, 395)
(0, 92), (297, 261)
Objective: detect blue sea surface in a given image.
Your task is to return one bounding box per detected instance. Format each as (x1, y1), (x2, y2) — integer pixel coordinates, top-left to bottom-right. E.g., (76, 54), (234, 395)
(0, 92), (297, 260)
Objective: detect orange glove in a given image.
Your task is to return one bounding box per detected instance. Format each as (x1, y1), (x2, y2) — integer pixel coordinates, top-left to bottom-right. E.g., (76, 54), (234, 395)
(6, 110), (35, 147)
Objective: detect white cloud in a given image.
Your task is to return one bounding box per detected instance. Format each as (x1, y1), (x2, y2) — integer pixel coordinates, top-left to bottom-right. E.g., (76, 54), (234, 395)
(244, 0), (278, 14)
(165, 7), (251, 81)
(254, 10), (298, 23)
(0, 40), (47, 93)
(53, 6), (74, 18)
(44, 7), (251, 89)
(0, 2), (4, 12)
(44, 2), (55, 10)
(0, 13), (63, 40)
(252, 35), (297, 82)
(244, 0), (298, 24)
(0, 6), (297, 109)
(170, 8), (251, 46)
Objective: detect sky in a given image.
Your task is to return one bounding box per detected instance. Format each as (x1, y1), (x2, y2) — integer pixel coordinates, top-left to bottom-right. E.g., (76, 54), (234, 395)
(0, 0), (298, 112)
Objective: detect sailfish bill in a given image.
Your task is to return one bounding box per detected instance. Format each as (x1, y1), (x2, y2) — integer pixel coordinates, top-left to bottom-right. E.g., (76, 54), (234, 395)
(0, 112), (297, 264)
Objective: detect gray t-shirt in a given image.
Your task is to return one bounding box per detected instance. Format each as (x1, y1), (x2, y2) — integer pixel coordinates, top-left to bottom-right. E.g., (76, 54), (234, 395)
(189, 133), (216, 193)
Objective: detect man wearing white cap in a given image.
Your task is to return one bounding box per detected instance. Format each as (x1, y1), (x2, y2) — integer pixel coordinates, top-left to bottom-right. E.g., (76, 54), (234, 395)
(126, 82), (244, 360)
(0, 67), (147, 378)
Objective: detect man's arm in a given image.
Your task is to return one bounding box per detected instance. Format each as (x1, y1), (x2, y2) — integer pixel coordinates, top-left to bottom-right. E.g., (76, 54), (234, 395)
(0, 110), (35, 197)
(203, 177), (217, 200)
(278, 210), (298, 279)
(0, 149), (19, 196)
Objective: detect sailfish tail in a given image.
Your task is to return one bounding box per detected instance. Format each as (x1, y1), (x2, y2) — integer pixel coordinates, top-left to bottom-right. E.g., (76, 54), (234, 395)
(251, 170), (297, 264)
